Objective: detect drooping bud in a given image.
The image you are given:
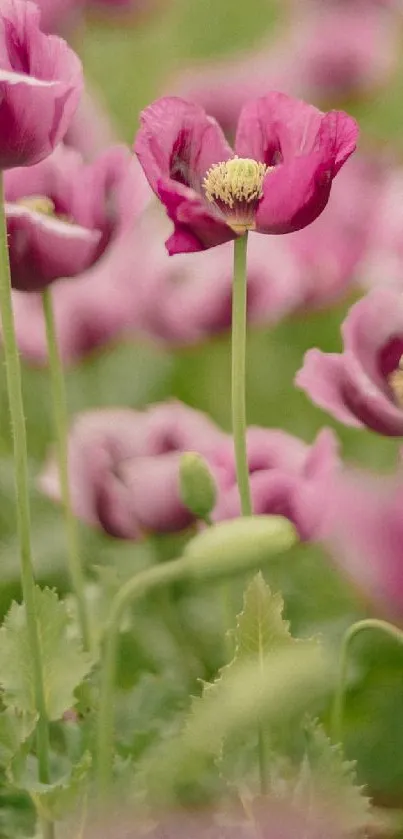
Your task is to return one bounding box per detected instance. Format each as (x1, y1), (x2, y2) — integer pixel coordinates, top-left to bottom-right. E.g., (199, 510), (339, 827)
(184, 515), (297, 581)
(179, 452), (217, 521)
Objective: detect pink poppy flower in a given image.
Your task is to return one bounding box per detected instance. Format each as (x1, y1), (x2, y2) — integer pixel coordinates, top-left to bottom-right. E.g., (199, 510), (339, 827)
(133, 154), (378, 346)
(213, 427), (340, 540)
(0, 0), (83, 170)
(296, 288), (403, 437)
(4, 155), (151, 361)
(39, 402), (228, 539)
(4, 142), (132, 292)
(319, 469), (403, 618)
(134, 93), (358, 255)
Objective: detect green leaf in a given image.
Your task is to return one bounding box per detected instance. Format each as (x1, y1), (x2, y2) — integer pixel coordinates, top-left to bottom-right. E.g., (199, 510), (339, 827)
(0, 709), (37, 769)
(9, 752), (92, 822)
(293, 719), (371, 833)
(0, 588), (93, 720)
(201, 573), (306, 717)
(231, 571), (296, 659)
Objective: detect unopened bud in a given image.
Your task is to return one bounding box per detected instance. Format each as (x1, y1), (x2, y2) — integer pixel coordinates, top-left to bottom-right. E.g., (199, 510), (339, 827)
(184, 515), (297, 581)
(179, 452), (217, 521)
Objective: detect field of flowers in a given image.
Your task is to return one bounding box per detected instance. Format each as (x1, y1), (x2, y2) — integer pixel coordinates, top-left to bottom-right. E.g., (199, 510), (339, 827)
(1, 1), (403, 837)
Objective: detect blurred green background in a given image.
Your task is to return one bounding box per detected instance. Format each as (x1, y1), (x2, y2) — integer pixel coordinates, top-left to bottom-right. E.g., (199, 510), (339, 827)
(2, 0), (403, 818)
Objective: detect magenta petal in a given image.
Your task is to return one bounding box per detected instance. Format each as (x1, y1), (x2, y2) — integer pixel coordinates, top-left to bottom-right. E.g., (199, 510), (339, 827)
(158, 179), (236, 254)
(296, 349), (363, 428)
(319, 110), (360, 175)
(121, 454), (193, 533)
(0, 0), (83, 169)
(235, 92), (324, 163)
(134, 96), (233, 195)
(341, 288), (403, 388)
(6, 204), (101, 291)
(322, 471), (403, 617)
(255, 152), (333, 234)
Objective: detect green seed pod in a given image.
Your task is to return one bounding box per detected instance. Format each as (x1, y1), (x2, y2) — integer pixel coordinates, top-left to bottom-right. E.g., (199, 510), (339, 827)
(184, 515), (297, 581)
(179, 452), (218, 520)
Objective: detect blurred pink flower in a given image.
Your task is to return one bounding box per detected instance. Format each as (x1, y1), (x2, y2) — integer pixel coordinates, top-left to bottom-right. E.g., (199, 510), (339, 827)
(173, 5), (396, 138)
(213, 427), (340, 540)
(7, 155), (151, 361)
(31, 0), (84, 34)
(0, 0), (83, 169)
(134, 93), (358, 254)
(319, 469), (403, 617)
(39, 402), (228, 539)
(296, 289), (403, 436)
(4, 142), (132, 292)
(65, 88), (119, 161)
(358, 166), (403, 293)
(39, 399), (340, 541)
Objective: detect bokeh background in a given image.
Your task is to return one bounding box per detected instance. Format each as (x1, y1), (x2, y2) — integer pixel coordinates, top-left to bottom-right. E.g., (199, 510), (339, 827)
(2, 1), (403, 828)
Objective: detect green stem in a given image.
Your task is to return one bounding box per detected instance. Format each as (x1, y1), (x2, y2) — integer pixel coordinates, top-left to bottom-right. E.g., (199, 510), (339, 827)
(331, 618), (403, 744)
(0, 174), (53, 835)
(233, 234), (268, 792)
(96, 556), (192, 795)
(232, 233), (252, 517)
(42, 288), (91, 653)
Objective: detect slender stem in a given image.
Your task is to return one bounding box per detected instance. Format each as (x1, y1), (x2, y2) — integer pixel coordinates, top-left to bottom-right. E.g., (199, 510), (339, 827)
(331, 618), (403, 744)
(233, 234), (268, 792)
(0, 174), (53, 835)
(96, 556), (192, 796)
(41, 288), (91, 653)
(232, 234), (252, 517)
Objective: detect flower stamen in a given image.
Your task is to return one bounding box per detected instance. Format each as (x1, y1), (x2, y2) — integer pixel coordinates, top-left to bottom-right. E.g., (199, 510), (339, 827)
(17, 195), (56, 216)
(203, 157), (269, 234)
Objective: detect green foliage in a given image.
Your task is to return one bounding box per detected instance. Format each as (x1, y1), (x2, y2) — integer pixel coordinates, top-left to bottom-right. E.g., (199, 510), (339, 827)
(8, 752), (92, 823)
(0, 710), (37, 770)
(293, 719), (371, 834)
(0, 588), (92, 720)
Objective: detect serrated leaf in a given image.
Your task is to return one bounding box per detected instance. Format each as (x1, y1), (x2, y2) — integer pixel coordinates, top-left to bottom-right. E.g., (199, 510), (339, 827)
(233, 572), (295, 659)
(9, 751), (92, 822)
(195, 574), (305, 749)
(0, 709), (37, 768)
(0, 588), (93, 720)
(293, 719), (371, 833)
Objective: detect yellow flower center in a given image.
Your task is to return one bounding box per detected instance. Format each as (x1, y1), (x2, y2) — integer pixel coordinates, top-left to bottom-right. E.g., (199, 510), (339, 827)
(388, 356), (403, 408)
(17, 196), (56, 216)
(203, 157), (269, 234)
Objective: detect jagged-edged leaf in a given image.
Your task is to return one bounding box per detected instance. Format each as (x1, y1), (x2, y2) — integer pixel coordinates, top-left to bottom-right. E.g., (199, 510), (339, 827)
(0, 709), (37, 768)
(0, 588), (93, 720)
(293, 719), (371, 832)
(232, 572), (296, 659)
(8, 751), (92, 822)
(196, 574), (309, 749)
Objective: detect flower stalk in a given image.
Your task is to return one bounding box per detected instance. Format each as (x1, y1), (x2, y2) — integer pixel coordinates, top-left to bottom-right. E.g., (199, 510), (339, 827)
(232, 232), (252, 517)
(0, 173), (54, 838)
(42, 287), (92, 653)
(96, 557), (190, 795)
(332, 618), (403, 744)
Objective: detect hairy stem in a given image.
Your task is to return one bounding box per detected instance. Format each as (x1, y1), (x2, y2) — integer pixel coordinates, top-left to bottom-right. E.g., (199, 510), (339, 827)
(232, 233), (252, 517)
(0, 173), (54, 838)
